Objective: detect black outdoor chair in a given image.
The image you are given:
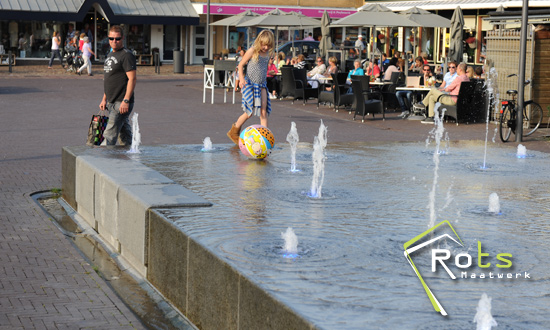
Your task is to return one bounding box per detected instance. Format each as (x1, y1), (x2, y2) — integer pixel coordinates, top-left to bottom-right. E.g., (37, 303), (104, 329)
(380, 71), (400, 110)
(293, 68), (319, 104)
(350, 75), (383, 114)
(436, 80), (486, 125)
(317, 73), (354, 112)
(351, 79), (384, 122)
(279, 67), (305, 103)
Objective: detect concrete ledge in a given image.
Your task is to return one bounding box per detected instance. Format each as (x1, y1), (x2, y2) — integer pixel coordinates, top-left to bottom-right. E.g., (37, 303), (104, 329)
(68, 148), (211, 277)
(148, 210), (317, 330)
(62, 146), (91, 210)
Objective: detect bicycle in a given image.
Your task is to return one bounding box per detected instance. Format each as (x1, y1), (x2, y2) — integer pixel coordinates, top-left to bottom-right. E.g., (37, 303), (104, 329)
(499, 74), (543, 142)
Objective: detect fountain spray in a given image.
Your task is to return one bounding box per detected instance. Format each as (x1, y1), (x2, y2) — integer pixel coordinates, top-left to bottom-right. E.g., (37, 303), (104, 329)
(201, 137), (214, 152)
(281, 227), (298, 257)
(128, 113), (141, 154)
(286, 122), (300, 172)
(309, 120), (327, 198)
(482, 67), (500, 168)
(473, 293), (498, 330)
(427, 105), (446, 229)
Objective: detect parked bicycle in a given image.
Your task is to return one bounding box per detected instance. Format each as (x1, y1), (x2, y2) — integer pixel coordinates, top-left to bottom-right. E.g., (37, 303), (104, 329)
(499, 74), (543, 142)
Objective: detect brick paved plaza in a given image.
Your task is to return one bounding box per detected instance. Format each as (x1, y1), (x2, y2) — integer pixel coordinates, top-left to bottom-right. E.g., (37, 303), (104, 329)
(1, 62), (548, 329)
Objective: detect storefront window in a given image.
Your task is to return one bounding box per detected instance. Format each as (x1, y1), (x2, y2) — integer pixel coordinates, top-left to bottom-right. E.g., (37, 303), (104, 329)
(126, 25), (151, 55)
(0, 21), (63, 58)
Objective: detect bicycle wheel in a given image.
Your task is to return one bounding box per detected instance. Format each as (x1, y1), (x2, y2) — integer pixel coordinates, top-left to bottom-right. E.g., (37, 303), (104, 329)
(499, 106), (513, 142)
(523, 102), (543, 137)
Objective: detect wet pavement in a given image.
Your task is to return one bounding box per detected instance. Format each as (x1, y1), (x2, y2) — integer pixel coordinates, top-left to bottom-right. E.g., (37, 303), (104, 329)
(0, 62), (549, 329)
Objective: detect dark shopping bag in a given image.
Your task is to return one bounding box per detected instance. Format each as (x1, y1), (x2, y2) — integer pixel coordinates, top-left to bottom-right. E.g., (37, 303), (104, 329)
(86, 111), (109, 146)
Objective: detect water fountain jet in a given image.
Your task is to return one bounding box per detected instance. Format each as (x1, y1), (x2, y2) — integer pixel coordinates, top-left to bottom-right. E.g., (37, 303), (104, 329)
(201, 137), (214, 152)
(473, 293), (498, 330)
(128, 113), (141, 154)
(286, 122), (300, 172)
(308, 120), (327, 198)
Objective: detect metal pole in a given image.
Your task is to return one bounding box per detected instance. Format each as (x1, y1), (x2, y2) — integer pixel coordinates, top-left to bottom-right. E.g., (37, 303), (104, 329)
(154, 52), (160, 74)
(515, 0), (529, 142)
(206, 0), (211, 59)
(8, 50), (12, 73)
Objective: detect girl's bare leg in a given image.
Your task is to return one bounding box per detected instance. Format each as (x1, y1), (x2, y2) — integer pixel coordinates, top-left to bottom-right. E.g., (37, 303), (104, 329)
(235, 112), (250, 129)
(260, 88), (268, 127)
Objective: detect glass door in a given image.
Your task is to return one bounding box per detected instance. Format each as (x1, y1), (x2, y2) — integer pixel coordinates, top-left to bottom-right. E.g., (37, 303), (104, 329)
(192, 25), (206, 64)
(163, 25), (180, 60)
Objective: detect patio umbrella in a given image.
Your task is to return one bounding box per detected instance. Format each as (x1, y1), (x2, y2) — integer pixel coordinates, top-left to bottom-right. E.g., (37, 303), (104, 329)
(318, 11), (332, 59)
(330, 4), (420, 60)
(239, 9), (321, 53)
(398, 7), (451, 28)
(210, 10), (260, 51)
(448, 7), (464, 63)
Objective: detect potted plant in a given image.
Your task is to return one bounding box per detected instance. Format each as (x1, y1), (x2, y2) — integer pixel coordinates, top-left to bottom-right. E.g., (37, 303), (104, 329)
(466, 36), (477, 49)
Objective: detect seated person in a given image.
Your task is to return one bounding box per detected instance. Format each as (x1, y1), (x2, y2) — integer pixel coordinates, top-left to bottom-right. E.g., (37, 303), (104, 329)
(366, 59), (381, 80)
(438, 61), (458, 90)
(409, 56), (423, 74)
(346, 59), (364, 85)
(309, 57), (337, 89)
(383, 57), (400, 81)
(473, 66), (484, 79)
(293, 54), (306, 69)
(396, 65), (432, 118)
(466, 66), (474, 79)
(277, 51), (286, 70)
(307, 57), (326, 78)
(420, 62), (469, 123)
(266, 56), (279, 99)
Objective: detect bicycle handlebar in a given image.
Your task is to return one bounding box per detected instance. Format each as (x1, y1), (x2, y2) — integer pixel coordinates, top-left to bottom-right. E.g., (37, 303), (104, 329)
(506, 73), (531, 85)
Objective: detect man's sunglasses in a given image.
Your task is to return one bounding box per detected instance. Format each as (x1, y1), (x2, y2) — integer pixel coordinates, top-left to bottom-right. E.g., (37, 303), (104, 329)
(449, 66), (456, 69)
(108, 37), (122, 41)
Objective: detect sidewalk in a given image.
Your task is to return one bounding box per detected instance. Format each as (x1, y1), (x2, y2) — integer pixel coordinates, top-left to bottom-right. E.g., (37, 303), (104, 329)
(0, 64), (548, 329)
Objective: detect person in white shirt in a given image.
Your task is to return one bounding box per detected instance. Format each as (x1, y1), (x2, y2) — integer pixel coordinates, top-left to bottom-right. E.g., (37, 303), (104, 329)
(307, 57), (327, 88)
(355, 35), (365, 59)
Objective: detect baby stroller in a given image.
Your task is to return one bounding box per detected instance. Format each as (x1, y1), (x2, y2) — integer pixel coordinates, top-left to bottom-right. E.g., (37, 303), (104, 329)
(64, 46), (84, 73)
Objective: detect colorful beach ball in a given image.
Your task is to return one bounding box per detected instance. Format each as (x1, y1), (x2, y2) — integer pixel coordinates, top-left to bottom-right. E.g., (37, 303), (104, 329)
(238, 125), (275, 159)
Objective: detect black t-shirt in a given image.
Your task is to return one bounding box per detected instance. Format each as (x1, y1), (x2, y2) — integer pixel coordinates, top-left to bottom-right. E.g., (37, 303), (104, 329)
(103, 48), (136, 103)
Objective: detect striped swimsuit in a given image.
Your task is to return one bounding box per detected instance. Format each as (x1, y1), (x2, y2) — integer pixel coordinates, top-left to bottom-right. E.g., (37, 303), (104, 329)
(242, 53), (271, 117)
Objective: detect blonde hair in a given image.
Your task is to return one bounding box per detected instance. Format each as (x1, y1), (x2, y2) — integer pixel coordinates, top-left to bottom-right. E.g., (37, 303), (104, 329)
(252, 30), (274, 61)
(328, 56), (337, 65)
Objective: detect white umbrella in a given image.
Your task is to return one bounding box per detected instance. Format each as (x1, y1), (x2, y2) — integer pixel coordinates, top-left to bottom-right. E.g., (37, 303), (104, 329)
(239, 9), (321, 53)
(210, 10), (260, 51)
(398, 7), (451, 28)
(331, 4), (420, 61)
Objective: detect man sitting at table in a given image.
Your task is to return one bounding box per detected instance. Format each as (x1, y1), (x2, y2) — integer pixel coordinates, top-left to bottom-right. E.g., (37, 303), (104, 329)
(396, 65), (432, 118)
(419, 62), (469, 123)
(438, 60), (458, 89)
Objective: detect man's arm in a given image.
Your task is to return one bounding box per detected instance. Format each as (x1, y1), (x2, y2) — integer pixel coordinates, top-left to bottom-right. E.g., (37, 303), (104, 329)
(119, 70), (136, 114)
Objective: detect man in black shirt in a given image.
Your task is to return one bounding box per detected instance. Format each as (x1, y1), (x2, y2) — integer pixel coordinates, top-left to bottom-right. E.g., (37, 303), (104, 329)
(99, 25), (136, 145)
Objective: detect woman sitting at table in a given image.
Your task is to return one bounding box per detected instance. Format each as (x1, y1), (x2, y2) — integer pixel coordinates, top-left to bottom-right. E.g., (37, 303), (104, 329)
(266, 56), (279, 99)
(309, 56), (339, 89)
(383, 57), (400, 81)
(346, 59), (364, 85)
(366, 59), (381, 80)
(409, 56), (423, 74)
(293, 54), (306, 69)
(276, 52), (286, 70)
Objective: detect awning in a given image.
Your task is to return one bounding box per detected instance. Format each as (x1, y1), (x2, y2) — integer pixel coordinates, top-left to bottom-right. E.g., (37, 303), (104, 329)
(0, 0), (199, 25)
(367, 0), (550, 11)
